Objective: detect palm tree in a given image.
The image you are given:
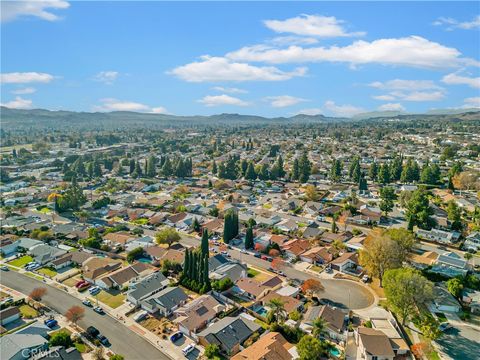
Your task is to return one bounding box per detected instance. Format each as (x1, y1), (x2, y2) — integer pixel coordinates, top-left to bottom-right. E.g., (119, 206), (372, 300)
(312, 317), (328, 338)
(74, 210), (90, 224)
(268, 298), (287, 323)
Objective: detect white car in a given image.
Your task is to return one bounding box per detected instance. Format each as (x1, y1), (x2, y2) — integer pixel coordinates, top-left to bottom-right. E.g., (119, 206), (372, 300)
(89, 286), (101, 294)
(182, 344), (195, 356)
(361, 275), (370, 283)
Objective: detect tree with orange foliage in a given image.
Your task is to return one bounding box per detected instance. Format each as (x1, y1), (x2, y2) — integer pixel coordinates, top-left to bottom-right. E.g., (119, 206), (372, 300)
(65, 306), (85, 326)
(254, 243), (265, 252)
(29, 287), (47, 301)
(268, 249), (280, 257)
(301, 278), (324, 297)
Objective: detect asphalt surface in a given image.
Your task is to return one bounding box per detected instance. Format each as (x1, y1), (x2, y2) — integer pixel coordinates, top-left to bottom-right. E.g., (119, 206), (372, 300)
(0, 270), (169, 360)
(436, 323), (480, 360)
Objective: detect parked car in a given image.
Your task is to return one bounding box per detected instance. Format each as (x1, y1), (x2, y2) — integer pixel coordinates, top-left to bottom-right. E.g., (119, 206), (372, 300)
(93, 306), (104, 314)
(82, 299), (92, 307)
(44, 319), (58, 328)
(1, 265), (9, 271)
(97, 334), (110, 346)
(182, 344), (195, 356)
(87, 326), (100, 338)
(439, 322), (452, 332)
(170, 332), (183, 342)
(361, 275), (370, 283)
(133, 310), (148, 322)
(77, 283), (91, 292)
(89, 286), (101, 295)
(76, 280), (88, 288)
(254, 253), (261, 258)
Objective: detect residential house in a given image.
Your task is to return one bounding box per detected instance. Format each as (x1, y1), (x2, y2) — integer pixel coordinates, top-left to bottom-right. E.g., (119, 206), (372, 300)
(299, 246), (334, 265)
(202, 218), (224, 235)
(29, 244), (66, 265)
(303, 305), (347, 341)
(355, 327), (395, 360)
(103, 232), (135, 248)
(126, 271), (170, 306)
(282, 239), (310, 259)
(16, 238), (42, 252)
(82, 257), (122, 284)
(96, 263), (153, 290)
(431, 251), (468, 278)
(464, 232), (480, 252)
(231, 332), (295, 360)
(345, 235), (367, 252)
(234, 278), (271, 300)
(430, 286), (461, 313)
(0, 307), (21, 326)
(0, 333), (49, 360)
(197, 316), (261, 356)
(174, 295), (225, 338)
(259, 292), (303, 314)
(320, 231), (353, 244)
(140, 286), (188, 316)
(370, 318), (409, 357)
(415, 229), (461, 244)
(48, 251), (93, 270)
(330, 252), (361, 274)
(0, 235), (19, 256)
(276, 219), (298, 233)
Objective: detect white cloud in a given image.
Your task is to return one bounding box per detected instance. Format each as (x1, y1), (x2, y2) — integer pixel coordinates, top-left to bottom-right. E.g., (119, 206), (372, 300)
(0, 72), (54, 84)
(442, 72), (480, 88)
(11, 87), (36, 95)
(93, 71), (119, 85)
(370, 79), (446, 102)
(227, 36), (466, 69)
(269, 36), (319, 46)
(433, 15), (480, 30)
(324, 100), (365, 117)
(212, 86), (248, 94)
(368, 79), (442, 91)
(1, 0), (70, 22)
(265, 95), (307, 108)
(1, 96), (33, 109)
(170, 56), (307, 82)
(198, 94), (250, 107)
(378, 103), (405, 112)
(462, 97), (480, 108)
(93, 98), (168, 113)
(264, 14), (365, 38)
(296, 108), (323, 116)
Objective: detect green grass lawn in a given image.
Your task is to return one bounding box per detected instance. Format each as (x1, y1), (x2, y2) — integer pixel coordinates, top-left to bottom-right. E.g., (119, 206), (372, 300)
(25, 272), (44, 280)
(38, 268), (58, 278)
(8, 255), (33, 267)
(19, 304), (39, 319)
(310, 265), (324, 273)
(247, 268), (260, 277)
(91, 290), (125, 309)
(37, 207), (51, 214)
(74, 342), (91, 353)
(49, 328), (72, 337)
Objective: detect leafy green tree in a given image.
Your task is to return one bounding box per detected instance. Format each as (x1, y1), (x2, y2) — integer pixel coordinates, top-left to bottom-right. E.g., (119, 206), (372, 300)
(378, 163), (390, 184)
(446, 278), (463, 299)
(223, 209), (238, 243)
(211, 160), (217, 174)
(297, 335), (324, 360)
(405, 189), (434, 230)
(204, 344), (220, 359)
(420, 163), (441, 185)
(446, 200), (462, 230)
(49, 331), (73, 348)
(155, 227), (181, 248)
(127, 247), (144, 263)
(359, 229), (414, 286)
(383, 268), (433, 325)
(330, 159), (342, 182)
(312, 317), (327, 338)
(358, 172), (368, 192)
(268, 298), (287, 323)
(193, 217), (201, 233)
(379, 186), (396, 216)
(390, 155), (404, 182)
(419, 315), (442, 340)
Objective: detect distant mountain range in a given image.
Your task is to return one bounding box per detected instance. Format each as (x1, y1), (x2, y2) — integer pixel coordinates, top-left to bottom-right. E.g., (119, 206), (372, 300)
(0, 106), (479, 131)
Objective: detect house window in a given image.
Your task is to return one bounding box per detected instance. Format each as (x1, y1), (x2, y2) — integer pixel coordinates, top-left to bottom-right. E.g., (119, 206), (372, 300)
(372, 357), (378, 360)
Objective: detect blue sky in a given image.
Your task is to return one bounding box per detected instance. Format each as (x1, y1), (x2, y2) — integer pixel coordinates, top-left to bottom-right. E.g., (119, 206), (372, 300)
(1, 1), (479, 117)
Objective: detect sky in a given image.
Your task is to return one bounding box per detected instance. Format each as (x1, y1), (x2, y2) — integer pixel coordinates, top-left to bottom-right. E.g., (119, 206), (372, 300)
(1, 1), (479, 117)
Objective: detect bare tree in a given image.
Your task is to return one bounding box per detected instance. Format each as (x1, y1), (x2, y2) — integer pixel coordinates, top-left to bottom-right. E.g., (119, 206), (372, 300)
(65, 305), (85, 327)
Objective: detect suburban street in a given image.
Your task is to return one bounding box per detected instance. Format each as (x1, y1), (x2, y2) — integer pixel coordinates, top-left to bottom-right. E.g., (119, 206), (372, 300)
(179, 234), (375, 310)
(0, 270), (170, 360)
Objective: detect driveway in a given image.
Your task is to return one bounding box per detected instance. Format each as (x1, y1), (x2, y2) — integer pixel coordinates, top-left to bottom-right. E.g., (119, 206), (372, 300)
(0, 270), (170, 360)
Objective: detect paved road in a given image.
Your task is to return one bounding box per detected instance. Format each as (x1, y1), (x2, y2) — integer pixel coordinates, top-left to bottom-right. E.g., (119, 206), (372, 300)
(181, 235), (374, 310)
(436, 323), (480, 360)
(0, 270), (169, 360)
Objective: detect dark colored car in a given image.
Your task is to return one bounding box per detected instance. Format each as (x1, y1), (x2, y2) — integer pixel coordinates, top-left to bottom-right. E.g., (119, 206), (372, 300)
(254, 253), (261, 258)
(170, 332), (183, 342)
(44, 319), (58, 328)
(87, 326), (100, 338)
(97, 334), (110, 346)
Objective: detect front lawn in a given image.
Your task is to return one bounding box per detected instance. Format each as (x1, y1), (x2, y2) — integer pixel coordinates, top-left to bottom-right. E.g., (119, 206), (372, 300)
(247, 268), (260, 277)
(19, 304), (39, 319)
(8, 255), (33, 267)
(91, 290), (125, 309)
(74, 342), (91, 353)
(38, 267), (58, 278)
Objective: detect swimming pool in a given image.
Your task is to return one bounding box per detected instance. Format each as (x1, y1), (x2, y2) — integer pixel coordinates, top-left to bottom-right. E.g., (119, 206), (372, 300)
(329, 347), (341, 358)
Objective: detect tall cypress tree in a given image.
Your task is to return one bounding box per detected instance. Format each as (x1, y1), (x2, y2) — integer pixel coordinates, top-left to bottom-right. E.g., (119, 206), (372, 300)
(203, 254), (210, 288)
(201, 229), (209, 257)
(183, 248), (190, 281)
(245, 226), (254, 249)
